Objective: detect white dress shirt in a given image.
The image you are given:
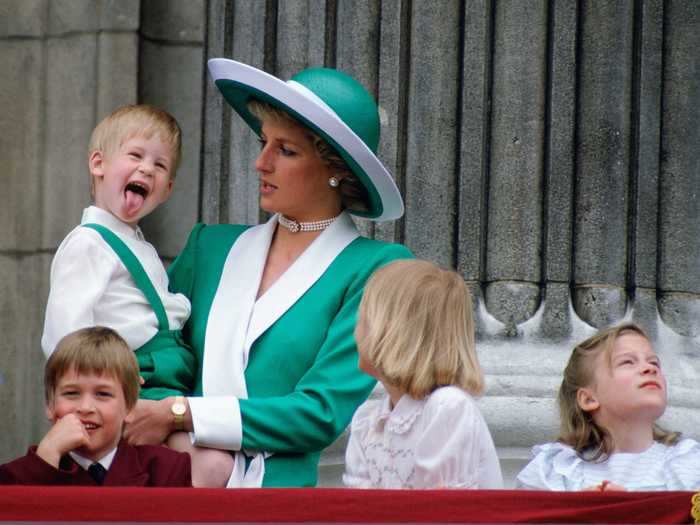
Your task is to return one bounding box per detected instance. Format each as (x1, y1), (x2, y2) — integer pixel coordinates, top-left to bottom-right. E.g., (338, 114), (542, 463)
(516, 439), (700, 490)
(343, 385), (503, 489)
(69, 447), (117, 472)
(41, 206), (191, 356)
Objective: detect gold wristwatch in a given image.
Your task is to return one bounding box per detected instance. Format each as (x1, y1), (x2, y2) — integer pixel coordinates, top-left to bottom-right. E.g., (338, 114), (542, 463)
(171, 396), (186, 430)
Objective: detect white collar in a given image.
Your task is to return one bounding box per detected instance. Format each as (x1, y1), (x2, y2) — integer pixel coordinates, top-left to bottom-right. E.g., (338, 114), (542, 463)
(69, 446), (118, 471)
(375, 392), (424, 435)
(81, 206), (145, 241)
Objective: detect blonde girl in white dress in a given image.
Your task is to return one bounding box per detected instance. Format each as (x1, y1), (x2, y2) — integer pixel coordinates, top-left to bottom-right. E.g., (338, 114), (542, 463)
(343, 259), (503, 489)
(517, 323), (700, 491)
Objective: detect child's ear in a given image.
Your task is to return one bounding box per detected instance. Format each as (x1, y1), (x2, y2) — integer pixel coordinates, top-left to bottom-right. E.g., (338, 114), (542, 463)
(45, 403), (57, 422)
(576, 387), (600, 413)
(89, 150), (105, 178)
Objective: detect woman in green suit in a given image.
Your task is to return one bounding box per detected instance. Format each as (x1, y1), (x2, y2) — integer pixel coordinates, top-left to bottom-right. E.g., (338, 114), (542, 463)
(124, 59), (412, 487)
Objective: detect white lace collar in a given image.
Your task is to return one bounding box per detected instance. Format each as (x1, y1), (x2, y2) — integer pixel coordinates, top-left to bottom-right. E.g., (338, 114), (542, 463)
(374, 393), (425, 435)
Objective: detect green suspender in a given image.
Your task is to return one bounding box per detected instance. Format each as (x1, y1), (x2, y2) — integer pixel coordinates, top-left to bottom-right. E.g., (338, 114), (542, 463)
(82, 223), (195, 399)
(82, 223), (169, 330)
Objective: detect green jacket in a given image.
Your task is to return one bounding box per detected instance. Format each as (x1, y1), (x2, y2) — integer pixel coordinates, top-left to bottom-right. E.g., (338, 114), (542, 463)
(168, 213), (412, 486)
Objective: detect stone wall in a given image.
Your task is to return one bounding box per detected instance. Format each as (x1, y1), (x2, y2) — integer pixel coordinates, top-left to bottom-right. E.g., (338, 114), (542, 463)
(1, 0), (698, 488)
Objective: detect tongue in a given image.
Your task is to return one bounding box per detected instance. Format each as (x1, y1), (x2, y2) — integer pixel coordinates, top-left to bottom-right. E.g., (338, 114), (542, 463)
(125, 190), (145, 216)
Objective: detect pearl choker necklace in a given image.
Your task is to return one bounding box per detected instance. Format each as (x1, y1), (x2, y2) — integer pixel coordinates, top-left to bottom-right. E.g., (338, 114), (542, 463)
(278, 213), (341, 233)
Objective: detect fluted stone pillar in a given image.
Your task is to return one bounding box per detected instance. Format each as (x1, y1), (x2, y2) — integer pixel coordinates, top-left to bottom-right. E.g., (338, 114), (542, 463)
(484, 1), (547, 330)
(658, 1), (700, 338)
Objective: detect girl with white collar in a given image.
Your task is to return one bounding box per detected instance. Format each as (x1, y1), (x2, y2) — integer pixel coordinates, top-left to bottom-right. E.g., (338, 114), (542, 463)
(517, 323), (700, 491)
(343, 259), (503, 489)
(122, 59), (412, 487)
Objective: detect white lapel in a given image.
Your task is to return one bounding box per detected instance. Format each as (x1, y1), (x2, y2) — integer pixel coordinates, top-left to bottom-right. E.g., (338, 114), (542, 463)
(245, 212), (359, 352)
(201, 217), (276, 398)
(201, 212), (359, 399)
(201, 212), (358, 488)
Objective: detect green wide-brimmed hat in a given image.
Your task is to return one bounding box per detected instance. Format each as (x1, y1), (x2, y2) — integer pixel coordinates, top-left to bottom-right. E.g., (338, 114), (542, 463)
(207, 58), (404, 221)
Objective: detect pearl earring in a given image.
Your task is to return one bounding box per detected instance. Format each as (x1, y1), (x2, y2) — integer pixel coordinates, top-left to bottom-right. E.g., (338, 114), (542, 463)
(328, 176), (340, 188)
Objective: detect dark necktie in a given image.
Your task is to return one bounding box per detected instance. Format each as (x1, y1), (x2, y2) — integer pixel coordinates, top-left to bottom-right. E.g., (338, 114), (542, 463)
(88, 462), (107, 485)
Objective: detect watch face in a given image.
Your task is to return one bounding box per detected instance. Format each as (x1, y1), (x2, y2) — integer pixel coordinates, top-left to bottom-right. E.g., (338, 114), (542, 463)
(172, 403), (186, 416)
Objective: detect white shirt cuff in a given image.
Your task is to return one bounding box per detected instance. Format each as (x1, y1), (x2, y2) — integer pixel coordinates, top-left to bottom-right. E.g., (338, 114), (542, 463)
(188, 396), (242, 450)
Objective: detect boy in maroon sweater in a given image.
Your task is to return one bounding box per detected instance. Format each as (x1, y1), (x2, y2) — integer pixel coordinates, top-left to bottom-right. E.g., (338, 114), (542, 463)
(0, 326), (190, 486)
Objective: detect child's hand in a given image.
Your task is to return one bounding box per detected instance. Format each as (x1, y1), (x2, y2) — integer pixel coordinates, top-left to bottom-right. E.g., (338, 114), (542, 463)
(600, 482), (626, 491)
(36, 413), (90, 468)
(582, 480), (627, 492)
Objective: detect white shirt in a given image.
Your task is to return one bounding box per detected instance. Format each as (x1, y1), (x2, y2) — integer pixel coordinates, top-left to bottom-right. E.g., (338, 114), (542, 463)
(69, 447), (117, 472)
(516, 439), (700, 491)
(343, 386), (503, 489)
(41, 206), (191, 356)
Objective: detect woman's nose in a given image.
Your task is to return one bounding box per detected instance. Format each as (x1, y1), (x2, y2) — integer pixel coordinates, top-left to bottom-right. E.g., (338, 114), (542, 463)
(255, 145), (272, 173)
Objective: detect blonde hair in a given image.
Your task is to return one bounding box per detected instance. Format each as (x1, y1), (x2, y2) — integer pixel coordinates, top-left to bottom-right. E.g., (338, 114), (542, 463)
(247, 100), (370, 213)
(358, 259), (483, 399)
(45, 326), (140, 410)
(558, 322), (680, 461)
(88, 104), (182, 195)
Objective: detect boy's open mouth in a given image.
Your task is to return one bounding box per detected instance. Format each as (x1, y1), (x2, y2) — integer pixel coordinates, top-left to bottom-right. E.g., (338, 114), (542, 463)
(125, 181), (149, 198)
(124, 182), (149, 215)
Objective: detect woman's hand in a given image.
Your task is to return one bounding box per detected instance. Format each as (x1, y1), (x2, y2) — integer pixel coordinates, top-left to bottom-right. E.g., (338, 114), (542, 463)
(123, 399), (173, 445)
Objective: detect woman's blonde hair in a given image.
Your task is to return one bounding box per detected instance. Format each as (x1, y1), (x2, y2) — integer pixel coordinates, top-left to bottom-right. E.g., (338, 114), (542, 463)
(357, 259), (483, 399)
(247, 99), (370, 213)
(88, 104), (182, 195)
(558, 322), (680, 461)
(44, 326), (140, 410)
